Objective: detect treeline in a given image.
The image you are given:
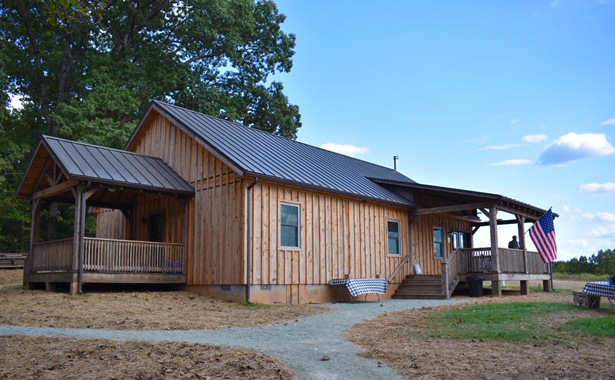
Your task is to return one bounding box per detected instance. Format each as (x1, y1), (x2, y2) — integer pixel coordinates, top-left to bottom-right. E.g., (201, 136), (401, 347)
(0, 0), (300, 253)
(553, 249), (615, 275)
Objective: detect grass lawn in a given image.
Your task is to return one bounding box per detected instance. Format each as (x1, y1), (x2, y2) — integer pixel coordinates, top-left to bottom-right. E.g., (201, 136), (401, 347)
(426, 301), (614, 342)
(553, 272), (610, 282)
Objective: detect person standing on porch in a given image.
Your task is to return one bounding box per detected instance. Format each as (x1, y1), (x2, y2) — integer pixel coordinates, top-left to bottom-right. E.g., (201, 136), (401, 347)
(508, 235), (521, 249)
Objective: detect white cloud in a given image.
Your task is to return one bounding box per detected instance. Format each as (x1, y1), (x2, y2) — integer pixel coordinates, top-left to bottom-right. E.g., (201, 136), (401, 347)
(320, 143), (369, 157)
(522, 134), (548, 144)
(601, 118), (615, 126)
(488, 159), (531, 166)
(510, 118), (519, 126)
(537, 132), (615, 165)
(480, 144), (521, 151)
(578, 182), (615, 195)
(597, 212), (615, 223)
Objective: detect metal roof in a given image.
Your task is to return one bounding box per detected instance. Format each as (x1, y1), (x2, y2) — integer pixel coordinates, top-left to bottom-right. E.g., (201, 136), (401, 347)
(17, 136), (194, 199)
(142, 101), (416, 206)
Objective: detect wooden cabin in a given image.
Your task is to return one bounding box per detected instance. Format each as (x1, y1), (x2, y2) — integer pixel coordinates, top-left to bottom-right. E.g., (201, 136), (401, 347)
(17, 101), (553, 303)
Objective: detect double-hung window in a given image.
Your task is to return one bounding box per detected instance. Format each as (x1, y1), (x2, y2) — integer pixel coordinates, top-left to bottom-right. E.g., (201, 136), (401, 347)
(280, 203), (300, 248)
(388, 220), (400, 255)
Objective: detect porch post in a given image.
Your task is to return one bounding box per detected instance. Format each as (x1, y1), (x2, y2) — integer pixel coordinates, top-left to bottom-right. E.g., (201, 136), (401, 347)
(489, 205), (502, 297)
(516, 215), (527, 273)
(70, 184), (84, 295)
(24, 199), (42, 290)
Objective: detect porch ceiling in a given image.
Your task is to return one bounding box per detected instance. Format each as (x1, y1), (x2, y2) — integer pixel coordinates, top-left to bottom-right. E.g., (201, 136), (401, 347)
(17, 136), (194, 201)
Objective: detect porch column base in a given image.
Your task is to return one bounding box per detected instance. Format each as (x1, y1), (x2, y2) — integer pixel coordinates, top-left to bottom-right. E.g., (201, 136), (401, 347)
(542, 280), (552, 292)
(69, 281), (79, 295)
(491, 280), (503, 297)
(520, 280), (529, 295)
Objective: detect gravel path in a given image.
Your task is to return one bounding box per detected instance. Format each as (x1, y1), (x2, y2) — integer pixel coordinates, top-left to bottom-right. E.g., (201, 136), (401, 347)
(0, 298), (460, 380)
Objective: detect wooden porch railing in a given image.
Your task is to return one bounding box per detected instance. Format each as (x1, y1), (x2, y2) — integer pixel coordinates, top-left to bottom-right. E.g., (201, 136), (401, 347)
(30, 238), (74, 272)
(458, 247), (548, 274)
(441, 249), (461, 298)
(83, 237), (186, 274)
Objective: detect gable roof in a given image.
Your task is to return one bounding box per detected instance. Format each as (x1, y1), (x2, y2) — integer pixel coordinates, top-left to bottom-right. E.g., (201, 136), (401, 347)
(17, 135), (194, 200)
(128, 101), (416, 206)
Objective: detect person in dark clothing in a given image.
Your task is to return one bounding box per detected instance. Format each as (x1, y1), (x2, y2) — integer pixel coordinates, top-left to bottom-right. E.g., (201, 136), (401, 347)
(508, 235), (521, 249)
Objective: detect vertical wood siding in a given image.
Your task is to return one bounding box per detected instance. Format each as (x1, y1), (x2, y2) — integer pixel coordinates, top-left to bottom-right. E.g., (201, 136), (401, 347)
(411, 215), (471, 275)
(95, 209), (129, 239)
(96, 113), (244, 285)
(248, 181), (411, 285)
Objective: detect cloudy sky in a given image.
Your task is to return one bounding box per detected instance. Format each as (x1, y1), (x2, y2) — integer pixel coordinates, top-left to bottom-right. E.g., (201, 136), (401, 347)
(274, 0), (615, 261)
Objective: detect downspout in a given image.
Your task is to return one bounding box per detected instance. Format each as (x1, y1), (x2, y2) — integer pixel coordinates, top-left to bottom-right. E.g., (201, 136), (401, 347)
(246, 177), (259, 304)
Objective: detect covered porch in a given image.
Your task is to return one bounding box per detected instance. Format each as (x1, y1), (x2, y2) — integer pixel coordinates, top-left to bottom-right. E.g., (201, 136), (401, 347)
(17, 136), (194, 294)
(379, 180), (556, 299)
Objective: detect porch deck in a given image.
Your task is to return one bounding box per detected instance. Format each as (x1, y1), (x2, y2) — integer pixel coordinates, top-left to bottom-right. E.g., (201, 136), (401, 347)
(25, 237), (186, 286)
(439, 247), (551, 298)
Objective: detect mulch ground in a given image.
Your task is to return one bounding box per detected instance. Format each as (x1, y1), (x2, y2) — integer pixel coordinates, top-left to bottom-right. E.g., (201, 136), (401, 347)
(0, 336), (295, 380)
(346, 282), (615, 380)
(0, 270), (329, 330)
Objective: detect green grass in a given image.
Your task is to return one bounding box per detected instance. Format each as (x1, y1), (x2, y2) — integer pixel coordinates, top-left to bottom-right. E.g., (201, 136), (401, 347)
(0, 284), (22, 290)
(427, 302), (585, 342)
(553, 272), (609, 282)
(567, 316), (615, 338)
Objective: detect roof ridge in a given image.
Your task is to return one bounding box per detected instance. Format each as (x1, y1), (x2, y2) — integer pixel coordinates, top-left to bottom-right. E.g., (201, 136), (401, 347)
(43, 135), (168, 162)
(153, 101), (411, 179)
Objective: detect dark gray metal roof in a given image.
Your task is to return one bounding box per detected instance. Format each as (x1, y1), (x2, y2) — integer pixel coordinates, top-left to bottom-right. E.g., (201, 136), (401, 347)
(42, 135), (194, 195)
(145, 101), (415, 206)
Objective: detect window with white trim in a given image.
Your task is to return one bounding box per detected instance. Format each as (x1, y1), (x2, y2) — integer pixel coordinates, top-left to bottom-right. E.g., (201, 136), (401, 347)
(280, 202), (300, 248)
(388, 220), (400, 255)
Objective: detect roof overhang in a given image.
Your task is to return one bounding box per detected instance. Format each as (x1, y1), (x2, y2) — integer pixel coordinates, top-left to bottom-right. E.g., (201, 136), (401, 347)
(370, 178), (556, 222)
(16, 136), (194, 205)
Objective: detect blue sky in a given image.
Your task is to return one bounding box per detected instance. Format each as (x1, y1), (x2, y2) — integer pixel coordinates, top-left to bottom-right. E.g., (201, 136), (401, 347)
(273, 0), (615, 260)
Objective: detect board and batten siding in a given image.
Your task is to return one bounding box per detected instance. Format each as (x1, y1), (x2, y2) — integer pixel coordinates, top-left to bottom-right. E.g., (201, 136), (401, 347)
(97, 112), (245, 285)
(411, 215), (472, 275)
(248, 180), (412, 287)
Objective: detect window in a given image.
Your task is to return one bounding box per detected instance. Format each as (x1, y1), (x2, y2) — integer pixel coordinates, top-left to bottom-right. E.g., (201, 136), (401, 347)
(148, 212), (165, 242)
(388, 220), (400, 255)
(280, 203), (300, 248)
(452, 231), (470, 249)
(434, 227), (443, 258)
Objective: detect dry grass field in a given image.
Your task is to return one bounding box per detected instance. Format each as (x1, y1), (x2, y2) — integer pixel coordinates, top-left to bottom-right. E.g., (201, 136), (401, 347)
(0, 336), (294, 380)
(347, 283), (615, 380)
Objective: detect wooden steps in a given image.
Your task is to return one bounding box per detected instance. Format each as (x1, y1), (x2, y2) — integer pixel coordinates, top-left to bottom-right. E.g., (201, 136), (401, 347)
(392, 275), (447, 299)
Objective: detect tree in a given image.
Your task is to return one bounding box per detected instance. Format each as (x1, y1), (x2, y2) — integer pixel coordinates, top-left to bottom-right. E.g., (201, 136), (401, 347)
(0, 0), (301, 251)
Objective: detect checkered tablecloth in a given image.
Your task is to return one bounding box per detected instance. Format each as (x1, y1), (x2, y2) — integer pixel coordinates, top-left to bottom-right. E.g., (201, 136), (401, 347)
(329, 278), (388, 297)
(583, 281), (615, 300)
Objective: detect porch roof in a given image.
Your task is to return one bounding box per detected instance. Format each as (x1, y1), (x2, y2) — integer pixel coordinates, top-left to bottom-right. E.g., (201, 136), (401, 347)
(370, 178), (554, 221)
(17, 136), (194, 201)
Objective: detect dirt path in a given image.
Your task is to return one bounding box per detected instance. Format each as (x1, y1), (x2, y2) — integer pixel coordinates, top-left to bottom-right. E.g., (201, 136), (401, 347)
(0, 298), (459, 380)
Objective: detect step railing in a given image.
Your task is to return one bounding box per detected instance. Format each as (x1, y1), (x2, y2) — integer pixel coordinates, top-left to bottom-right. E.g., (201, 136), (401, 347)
(441, 249), (461, 298)
(388, 253), (411, 283)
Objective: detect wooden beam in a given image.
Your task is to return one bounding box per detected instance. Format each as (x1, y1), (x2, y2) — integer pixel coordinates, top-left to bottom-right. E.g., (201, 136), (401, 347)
(472, 219), (519, 227)
(516, 215), (528, 273)
(496, 204), (540, 221)
(32, 156), (53, 194)
(32, 180), (78, 200)
(480, 208), (490, 219)
(489, 205), (500, 278)
(413, 202), (489, 216)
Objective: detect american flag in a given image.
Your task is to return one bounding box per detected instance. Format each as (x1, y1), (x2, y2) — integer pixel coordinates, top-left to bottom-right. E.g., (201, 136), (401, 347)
(529, 208), (557, 263)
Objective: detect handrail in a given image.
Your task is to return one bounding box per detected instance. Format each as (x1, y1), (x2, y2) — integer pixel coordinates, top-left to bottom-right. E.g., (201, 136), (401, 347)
(441, 249), (460, 299)
(388, 254), (411, 283)
(83, 237), (184, 246)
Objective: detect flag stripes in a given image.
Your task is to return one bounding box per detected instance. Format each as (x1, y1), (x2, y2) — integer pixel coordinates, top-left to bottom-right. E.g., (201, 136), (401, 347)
(528, 208), (557, 263)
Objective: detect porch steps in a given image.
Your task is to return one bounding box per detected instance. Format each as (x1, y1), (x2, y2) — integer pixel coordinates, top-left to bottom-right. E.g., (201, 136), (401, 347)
(392, 275), (447, 299)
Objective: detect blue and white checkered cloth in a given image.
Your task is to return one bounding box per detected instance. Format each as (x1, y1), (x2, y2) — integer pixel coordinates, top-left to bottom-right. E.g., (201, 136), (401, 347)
(329, 278), (388, 297)
(583, 281), (615, 300)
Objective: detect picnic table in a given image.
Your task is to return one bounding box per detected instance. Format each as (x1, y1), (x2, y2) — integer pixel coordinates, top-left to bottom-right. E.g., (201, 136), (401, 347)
(330, 278), (387, 302)
(583, 281), (615, 310)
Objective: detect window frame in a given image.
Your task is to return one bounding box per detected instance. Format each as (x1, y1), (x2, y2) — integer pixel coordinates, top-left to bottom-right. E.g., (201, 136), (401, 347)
(433, 226), (444, 259)
(387, 219), (401, 256)
(279, 202), (301, 249)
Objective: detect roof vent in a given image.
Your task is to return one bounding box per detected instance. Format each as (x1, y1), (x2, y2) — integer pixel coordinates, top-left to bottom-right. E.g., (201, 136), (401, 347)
(393, 156), (399, 171)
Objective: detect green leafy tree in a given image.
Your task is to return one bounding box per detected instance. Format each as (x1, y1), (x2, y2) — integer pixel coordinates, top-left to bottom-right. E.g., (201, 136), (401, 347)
(0, 0), (301, 250)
